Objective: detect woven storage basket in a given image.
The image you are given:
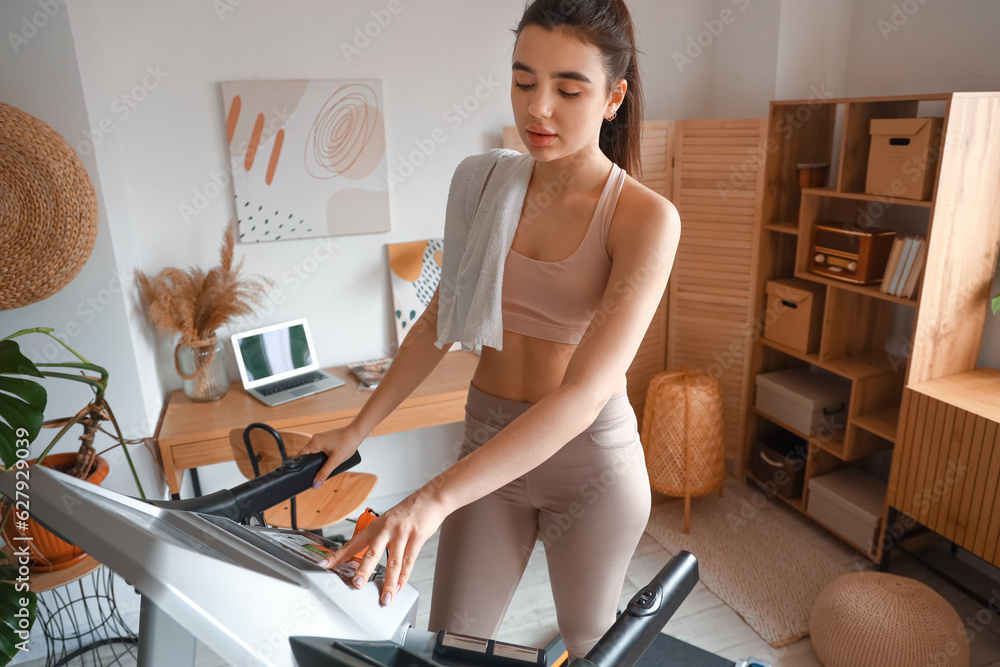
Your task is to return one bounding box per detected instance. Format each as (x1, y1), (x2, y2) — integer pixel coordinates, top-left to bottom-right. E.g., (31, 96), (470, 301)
(641, 368), (725, 533)
(811, 572), (969, 667)
(0, 102), (98, 311)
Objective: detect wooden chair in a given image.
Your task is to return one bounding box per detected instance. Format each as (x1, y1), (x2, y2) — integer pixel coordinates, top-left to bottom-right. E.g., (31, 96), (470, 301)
(227, 424), (376, 531)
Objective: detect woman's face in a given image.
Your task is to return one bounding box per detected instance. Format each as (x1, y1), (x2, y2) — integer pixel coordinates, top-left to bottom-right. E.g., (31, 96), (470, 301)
(511, 25), (624, 163)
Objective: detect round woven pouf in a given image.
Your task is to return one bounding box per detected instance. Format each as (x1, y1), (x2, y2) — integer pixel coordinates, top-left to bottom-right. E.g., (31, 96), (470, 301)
(811, 572), (969, 667)
(640, 368), (725, 534)
(0, 102), (99, 311)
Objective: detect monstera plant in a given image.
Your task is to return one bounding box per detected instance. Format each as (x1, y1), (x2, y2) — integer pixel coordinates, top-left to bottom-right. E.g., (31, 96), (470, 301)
(0, 327), (146, 665)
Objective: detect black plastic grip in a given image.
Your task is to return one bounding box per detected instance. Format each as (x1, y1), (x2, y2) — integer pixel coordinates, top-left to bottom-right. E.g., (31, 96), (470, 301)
(147, 451), (362, 522)
(576, 551), (699, 667)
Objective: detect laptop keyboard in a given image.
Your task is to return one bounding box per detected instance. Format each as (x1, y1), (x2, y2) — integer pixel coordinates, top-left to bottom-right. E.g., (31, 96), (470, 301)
(257, 371), (326, 396)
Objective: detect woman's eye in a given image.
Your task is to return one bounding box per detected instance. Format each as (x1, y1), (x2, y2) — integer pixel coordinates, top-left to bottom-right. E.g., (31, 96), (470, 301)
(514, 82), (580, 99)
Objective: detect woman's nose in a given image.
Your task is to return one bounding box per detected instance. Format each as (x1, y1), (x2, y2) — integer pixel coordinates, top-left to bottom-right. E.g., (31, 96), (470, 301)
(528, 87), (553, 119)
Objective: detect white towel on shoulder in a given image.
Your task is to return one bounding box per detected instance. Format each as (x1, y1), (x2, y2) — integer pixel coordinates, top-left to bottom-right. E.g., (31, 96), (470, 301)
(436, 148), (535, 351)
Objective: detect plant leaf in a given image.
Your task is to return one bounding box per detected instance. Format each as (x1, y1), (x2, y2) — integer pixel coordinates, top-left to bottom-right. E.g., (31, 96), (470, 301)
(0, 341), (47, 468)
(992, 292), (1000, 315)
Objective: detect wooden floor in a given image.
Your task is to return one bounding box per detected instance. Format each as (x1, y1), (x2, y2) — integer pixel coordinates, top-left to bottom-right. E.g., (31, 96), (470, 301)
(20, 490), (1000, 666)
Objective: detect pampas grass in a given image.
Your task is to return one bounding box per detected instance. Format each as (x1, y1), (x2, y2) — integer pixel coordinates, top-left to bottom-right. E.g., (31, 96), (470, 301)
(136, 227), (273, 344)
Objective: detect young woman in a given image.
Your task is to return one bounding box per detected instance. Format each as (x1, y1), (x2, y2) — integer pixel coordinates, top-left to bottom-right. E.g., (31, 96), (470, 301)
(301, 0), (680, 657)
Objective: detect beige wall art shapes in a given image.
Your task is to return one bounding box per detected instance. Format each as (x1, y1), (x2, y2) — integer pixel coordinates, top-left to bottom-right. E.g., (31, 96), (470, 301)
(221, 79), (390, 243)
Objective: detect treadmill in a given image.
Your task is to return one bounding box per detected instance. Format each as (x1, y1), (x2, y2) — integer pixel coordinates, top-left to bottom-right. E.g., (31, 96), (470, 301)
(0, 453), (769, 667)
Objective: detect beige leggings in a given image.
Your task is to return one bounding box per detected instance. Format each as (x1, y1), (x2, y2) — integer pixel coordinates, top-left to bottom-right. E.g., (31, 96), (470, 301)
(429, 382), (651, 658)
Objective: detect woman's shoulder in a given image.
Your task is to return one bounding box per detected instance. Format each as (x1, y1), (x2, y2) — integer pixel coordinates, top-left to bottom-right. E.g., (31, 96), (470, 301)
(604, 172), (680, 259)
(618, 173), (680, 230)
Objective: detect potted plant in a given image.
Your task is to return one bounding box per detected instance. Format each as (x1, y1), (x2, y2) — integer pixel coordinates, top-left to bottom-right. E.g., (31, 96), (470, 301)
(0, 327), (147, 665)
(135, 226), (272, 402)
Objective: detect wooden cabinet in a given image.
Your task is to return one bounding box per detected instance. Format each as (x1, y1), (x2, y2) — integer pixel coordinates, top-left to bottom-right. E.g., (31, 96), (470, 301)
(741, 92), (1000, 561)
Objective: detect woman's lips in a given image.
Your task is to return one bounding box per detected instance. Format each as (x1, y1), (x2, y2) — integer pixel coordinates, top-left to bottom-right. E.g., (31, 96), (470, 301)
(528, 129), (557, 147)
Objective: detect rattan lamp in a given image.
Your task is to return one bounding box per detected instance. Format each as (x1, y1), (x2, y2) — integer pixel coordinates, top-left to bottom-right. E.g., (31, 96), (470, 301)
(0, 102), (98, 311)
(641, 368), (725, 534)
(811, 572), (969, 667)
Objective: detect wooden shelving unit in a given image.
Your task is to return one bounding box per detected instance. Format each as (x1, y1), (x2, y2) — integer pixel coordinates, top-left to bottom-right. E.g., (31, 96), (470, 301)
(741, 92), (1000, 561)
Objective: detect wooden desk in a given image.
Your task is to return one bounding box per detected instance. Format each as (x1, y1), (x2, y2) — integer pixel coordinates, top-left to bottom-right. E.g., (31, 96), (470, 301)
(155, 351), (478, 496)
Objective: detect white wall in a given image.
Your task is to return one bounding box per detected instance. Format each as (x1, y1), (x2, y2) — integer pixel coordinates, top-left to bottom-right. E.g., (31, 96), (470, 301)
(0, 1), (162, 496)
(774, 0), (852, 100)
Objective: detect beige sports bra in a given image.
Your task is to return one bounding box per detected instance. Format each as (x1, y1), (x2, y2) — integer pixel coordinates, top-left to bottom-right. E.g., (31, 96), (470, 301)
(501, 164), (626, 344)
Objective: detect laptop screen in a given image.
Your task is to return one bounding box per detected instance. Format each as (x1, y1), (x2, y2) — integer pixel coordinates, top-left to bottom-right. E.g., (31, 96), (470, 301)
(232, 319), (320, 389)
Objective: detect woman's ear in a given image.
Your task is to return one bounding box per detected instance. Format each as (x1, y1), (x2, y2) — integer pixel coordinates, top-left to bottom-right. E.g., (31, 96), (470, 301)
(607, 79), (627, 116)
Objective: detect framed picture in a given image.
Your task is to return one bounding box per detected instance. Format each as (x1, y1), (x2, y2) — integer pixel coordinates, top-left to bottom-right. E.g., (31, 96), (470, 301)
(221, 79), (391, 242)
(386, 239), (446, 347)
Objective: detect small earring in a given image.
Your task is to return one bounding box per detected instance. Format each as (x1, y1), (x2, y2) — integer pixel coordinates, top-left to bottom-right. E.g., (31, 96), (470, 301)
(606, 110), (617, 121)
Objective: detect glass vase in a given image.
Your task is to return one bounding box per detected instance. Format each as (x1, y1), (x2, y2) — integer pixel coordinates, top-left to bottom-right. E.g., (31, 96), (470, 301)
(175, 335), (229, 402)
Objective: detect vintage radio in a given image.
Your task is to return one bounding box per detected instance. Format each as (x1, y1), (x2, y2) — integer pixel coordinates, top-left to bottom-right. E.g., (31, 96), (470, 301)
(809, 223), (896, 285)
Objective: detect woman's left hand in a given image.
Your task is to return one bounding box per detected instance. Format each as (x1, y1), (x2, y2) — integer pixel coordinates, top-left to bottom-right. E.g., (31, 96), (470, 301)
(319, 489), (448, 606)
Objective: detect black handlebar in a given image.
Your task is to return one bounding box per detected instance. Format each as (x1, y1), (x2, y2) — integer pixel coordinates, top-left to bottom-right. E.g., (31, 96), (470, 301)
(147, 451), (362, 522)
(573, 550), (699, 667)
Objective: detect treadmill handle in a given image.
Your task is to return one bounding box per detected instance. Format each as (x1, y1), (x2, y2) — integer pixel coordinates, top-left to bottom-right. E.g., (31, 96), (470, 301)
(147, 451), (362, 522)
(572, 551), (699, 667)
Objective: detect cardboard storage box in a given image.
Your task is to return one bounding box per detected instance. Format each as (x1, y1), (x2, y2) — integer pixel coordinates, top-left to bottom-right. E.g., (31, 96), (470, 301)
(764, 278), (826, 353)
(749, 429), (808, 499)
(754, 368), (850, 436)
(865, 117), (944, 201)
(807, 468), (887, 552)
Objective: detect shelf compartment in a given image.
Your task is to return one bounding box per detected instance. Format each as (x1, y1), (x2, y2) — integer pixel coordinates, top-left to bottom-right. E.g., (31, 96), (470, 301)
(854, 406), (901, 443)
(792, 270), (918, 307)
(747, 473), (805, 512)
(837, 99), (921, 196)
(751, 405), (847, 459)
(846, 425), (895, 460)
(759, 337), (898, 380)
(801, 186), (934, 209)
(762, 101), (837, 228)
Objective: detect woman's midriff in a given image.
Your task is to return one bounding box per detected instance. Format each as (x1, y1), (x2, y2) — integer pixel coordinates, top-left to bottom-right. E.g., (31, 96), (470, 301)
(472, 329), (627, 404)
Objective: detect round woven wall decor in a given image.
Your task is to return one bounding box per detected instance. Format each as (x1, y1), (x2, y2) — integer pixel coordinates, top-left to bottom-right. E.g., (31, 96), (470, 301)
(0, 101), (98, 311)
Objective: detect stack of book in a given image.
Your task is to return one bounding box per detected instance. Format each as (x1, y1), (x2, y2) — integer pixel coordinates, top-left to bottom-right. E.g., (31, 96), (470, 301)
(880, 235), (926, 299)
(347, 356), (393, 390)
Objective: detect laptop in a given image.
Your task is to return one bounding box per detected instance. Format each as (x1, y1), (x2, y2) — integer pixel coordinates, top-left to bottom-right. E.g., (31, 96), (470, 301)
(232, 318), (345, 407)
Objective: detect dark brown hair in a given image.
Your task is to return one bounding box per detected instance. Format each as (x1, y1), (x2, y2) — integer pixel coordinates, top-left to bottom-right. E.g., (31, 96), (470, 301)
(513, 0), (644, 178)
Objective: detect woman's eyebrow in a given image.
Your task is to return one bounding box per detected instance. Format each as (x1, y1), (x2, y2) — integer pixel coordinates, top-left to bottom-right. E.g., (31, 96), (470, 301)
(512, 61), (592, 84)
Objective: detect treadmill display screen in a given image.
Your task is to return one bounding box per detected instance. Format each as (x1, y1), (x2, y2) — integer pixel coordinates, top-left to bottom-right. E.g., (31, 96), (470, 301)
(256, 529), (339, 565)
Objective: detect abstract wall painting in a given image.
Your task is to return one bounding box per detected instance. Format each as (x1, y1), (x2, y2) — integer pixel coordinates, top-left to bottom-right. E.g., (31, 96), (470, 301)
(221, 79), (390, 243)
(387, 238), (446, 348)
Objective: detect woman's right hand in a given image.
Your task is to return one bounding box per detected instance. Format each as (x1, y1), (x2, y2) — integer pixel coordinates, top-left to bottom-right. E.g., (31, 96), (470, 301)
(299, 425), (365, 488)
